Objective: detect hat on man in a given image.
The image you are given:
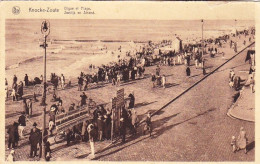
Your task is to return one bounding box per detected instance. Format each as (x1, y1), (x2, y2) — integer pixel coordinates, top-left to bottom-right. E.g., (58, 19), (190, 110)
(33, 122), (37, 127)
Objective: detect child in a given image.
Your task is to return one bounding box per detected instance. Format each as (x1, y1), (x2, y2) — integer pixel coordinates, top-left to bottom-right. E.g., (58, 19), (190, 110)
(231, 136), (237, 153)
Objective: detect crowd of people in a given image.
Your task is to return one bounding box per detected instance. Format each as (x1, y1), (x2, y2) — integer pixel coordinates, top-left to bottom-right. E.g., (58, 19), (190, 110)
(77, 58), (146, 91)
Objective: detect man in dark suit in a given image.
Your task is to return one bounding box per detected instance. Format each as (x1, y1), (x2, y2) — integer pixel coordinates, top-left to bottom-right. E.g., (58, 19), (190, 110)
(128, 92), (135, 109)
(24, 74), (29, 86)
(29, 122), (41, 158)
(7, 122), (19, 149)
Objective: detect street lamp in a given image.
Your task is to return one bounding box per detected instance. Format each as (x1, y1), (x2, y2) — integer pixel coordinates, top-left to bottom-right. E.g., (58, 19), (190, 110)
(39, 20), (50, 160)
(235, 19), (237, 36)
(201, 19), (204, 56)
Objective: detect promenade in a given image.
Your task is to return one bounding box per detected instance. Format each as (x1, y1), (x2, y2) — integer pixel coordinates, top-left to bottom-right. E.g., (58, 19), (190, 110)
(5, 34), (255, 161)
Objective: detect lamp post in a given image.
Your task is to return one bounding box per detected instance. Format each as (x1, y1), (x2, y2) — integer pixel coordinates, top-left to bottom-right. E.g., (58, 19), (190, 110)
(235, 19), (237, 36)
(201, 19), (204, 56)
(39, 20), (50, 160)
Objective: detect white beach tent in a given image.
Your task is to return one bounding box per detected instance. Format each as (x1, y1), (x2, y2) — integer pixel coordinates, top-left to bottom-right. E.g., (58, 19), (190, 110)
(171, 36), (183, 52)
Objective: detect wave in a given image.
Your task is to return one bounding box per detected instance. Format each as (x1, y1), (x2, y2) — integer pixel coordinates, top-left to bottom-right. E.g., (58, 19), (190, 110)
(5, 56), (43, 70)
(53, 39), (148, 44)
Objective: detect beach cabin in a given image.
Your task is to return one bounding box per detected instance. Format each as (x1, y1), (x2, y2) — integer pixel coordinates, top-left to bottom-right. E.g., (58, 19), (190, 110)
(171, 36), (183, 52)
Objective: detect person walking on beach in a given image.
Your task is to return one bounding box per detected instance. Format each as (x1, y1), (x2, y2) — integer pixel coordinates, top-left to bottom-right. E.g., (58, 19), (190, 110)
(61, 74), (65, 90)
(17, 81), (24, 100)
(13, 75), (17, 86)
(24, 74), (29, 86)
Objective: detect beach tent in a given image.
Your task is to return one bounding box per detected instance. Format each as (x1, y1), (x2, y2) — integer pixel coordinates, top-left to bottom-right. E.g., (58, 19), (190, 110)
(171, 36), (183, 52)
